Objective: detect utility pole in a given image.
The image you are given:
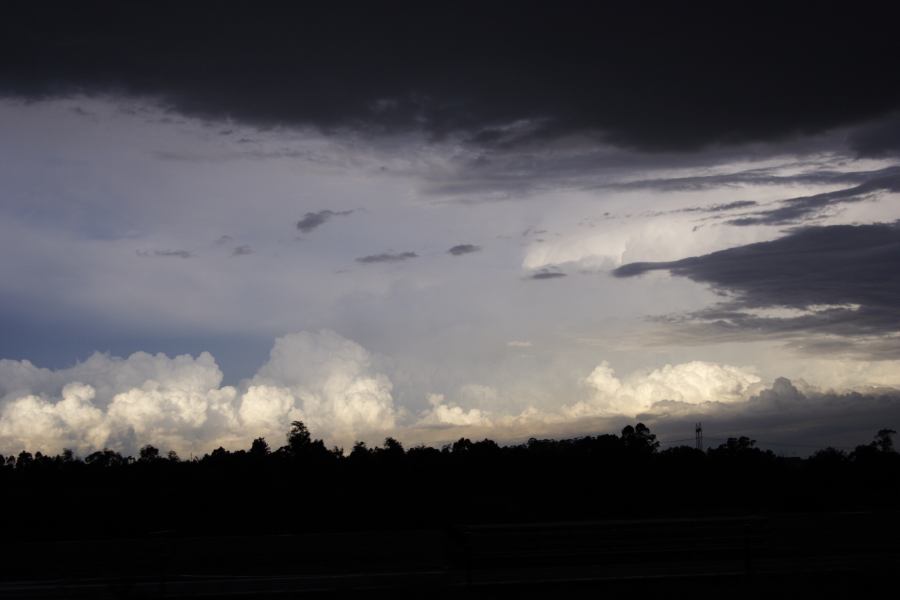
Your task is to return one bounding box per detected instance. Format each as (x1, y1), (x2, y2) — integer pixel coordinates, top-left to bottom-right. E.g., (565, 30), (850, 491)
(695, 422), (703, 451)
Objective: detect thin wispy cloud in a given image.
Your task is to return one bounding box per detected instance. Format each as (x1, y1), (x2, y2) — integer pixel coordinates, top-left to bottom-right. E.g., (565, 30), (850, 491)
(529, 268), (567, 280)
(726, 169), (900, 226)
(355, 251), (418, 264)
(296, 209), (355, 233)
(137, 249), (193, 259)
(448, 244), (481, 256)
(507, 340), (533, 348)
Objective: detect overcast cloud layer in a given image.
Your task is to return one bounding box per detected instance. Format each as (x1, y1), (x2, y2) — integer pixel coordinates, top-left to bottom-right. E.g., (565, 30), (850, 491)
(1, 3), (899, 455)
(4, 2), (900, 152)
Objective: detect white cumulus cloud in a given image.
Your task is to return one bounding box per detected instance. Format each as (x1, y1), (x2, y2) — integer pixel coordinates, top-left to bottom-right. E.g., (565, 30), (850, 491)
(568, 360), (762, 418)
(0, 351), (238, 455)
(418, 393), (493, 427)
(0, 331), (397, 455)
(247, 331), (397, 444)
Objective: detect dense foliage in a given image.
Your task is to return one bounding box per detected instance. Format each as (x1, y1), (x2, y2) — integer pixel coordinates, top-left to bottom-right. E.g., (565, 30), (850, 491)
(1, 422), (898, 541)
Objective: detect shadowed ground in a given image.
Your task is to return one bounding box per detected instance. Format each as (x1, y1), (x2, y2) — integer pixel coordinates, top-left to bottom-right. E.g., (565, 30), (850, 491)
(0, 512), (897, 598)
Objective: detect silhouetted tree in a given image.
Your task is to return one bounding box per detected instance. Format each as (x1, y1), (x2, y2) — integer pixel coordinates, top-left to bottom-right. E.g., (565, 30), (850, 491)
(209, 447), (230, 460)
(250, 437), (270, 457)
(452, 438), (473, 454)
(472, 439), (501, 458)
(2, 417), (900, 544)
(381, 437), (404, 456)
(852, 429), (899, 464)
(717, 436), (756, 452)
(16, 451), (33, 468)
(85, 448), (125, 467)
(809, 446), (847, 467)
(139, 445), (160, 462)
(873, 429), (897, 453)
(349, 441), (370, 458)
(621, 423), (659, 454)
(286, 420), (311, 454)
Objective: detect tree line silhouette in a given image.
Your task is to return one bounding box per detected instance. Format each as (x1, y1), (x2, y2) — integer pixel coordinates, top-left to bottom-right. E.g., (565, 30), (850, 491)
(1, 422), (898, 541)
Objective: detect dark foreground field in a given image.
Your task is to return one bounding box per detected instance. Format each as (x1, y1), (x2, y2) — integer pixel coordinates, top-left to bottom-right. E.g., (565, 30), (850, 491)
(3, 424), (899, 597)
(1, 512), (898, 599)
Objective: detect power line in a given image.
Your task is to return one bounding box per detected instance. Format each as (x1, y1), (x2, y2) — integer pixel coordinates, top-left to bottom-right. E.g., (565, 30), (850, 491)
(658, 438), (696, 445)
(658, 433), (859, 452)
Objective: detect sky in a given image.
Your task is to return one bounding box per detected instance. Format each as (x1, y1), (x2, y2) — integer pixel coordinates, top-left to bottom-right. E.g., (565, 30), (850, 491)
(1, 1), (900, 456)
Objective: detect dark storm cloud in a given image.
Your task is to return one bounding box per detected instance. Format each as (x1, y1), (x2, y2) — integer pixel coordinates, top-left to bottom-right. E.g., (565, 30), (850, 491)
(355, 251), (418, 264)
(644, 378), (900, 455)
(448, 244), (481, 256)
(726, 167), (900, 226)
(849, 113), (900, 157)
(3, 2), (899, 152)
(684, 200), (759, 213)
(296, 209), (354, 233)
(231, 245), (253, 256)
(529, 268), (567, 280)
(607, 164), (895, 194)
(640, 200), (760, 219)
(137, 249), (193, 259)
(421, 130), (900, 202)
(615, 222), (900, 355)
(610, 164), (900, 225)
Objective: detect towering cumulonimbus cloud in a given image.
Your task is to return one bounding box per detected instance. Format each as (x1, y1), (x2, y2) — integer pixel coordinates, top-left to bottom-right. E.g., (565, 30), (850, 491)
(0, 331), (398, 456)
(3, 338), (900, 455)
(243, 330), (397, 444)
(0, 336), (764, 454)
